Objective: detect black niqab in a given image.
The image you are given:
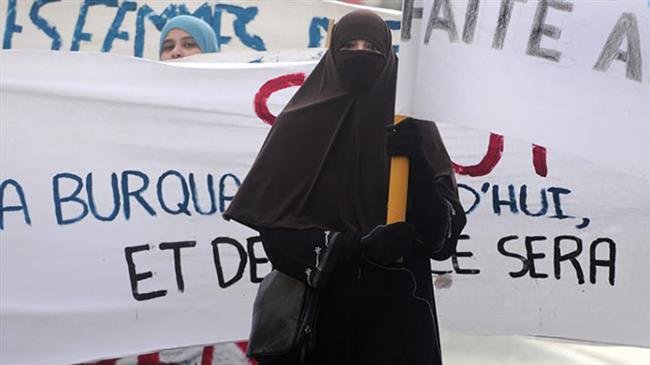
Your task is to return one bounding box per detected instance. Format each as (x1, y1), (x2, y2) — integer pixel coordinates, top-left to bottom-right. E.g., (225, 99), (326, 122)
(224, 10), (458, 233)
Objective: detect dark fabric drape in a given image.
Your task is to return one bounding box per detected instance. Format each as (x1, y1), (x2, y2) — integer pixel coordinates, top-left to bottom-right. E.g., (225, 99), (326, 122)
(225, 10), (439, 233)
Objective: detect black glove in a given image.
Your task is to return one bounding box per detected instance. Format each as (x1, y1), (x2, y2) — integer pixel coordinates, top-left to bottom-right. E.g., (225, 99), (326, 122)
(386, 118), (424, 160)
(361, 222), (415, 265)
(386, 118), (434, 188)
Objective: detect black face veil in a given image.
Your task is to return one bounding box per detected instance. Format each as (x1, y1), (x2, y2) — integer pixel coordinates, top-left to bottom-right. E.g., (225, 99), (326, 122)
(224, 10), (459, 233)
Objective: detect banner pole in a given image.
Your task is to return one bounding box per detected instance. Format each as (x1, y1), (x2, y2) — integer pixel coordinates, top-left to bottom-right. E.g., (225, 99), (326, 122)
(386, 115), (409, 223)
(325, 19), (335, 48)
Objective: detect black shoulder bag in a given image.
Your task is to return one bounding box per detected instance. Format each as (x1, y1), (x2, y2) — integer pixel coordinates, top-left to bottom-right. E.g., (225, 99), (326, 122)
(247, 269), (319, 362)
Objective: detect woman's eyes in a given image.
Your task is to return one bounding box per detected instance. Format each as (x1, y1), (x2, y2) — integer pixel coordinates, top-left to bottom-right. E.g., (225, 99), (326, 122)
(162, 39), (198, 52)
(341, 41), (381, 52)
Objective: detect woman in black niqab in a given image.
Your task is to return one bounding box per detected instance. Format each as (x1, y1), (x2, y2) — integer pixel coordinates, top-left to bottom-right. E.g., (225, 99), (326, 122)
(225, 10), (397, 232)
(225, 9), (466, 365)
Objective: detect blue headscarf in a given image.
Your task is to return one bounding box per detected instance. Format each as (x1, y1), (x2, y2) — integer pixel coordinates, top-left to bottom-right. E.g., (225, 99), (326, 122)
(159, 15), (219, 55)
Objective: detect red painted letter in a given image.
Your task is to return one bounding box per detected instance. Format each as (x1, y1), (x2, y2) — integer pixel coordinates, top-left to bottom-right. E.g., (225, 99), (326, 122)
(254, 73), (305, 125)
(452, 133), (504, 177)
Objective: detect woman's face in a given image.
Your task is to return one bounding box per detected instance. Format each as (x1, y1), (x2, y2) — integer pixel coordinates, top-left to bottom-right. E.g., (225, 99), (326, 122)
(339, 39), (381, 54)
(335, 37), (385, 92)
(160, 28), (202, 61)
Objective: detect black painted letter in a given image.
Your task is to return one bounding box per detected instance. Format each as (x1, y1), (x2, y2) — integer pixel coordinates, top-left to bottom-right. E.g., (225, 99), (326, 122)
(497, 235), (528, 278)
(211, 237), (247, 288)
(124, 244), (167, 301)
(425, 0), (458, 44)
(159, 241), (196, 292)
(462, 0), (481, 44)
(247, 236), (270, 283)
(593, 13), (642, 82)
(525, 236), (548, 279)
(554, 235), (584, 284)
(451, 234), (480, 274)
(492, 0), (526, 49)
(526, 0), (573, 62)
(401, 0), (423, 42)
(590, 238), (616, 285)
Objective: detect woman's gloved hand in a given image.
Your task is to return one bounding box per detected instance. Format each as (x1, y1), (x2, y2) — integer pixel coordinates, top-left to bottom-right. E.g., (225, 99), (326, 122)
(386, 118), (434, 187)
(386, 118), (424, 160)
(361, 222), (415, 265)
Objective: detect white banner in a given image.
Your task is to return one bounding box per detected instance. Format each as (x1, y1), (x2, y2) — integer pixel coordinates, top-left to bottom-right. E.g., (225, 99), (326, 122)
(0, 0), (400, 60)
(1, 50), (649, 365)
(0, 50), (313, 365)
(396, 0), (650, 179)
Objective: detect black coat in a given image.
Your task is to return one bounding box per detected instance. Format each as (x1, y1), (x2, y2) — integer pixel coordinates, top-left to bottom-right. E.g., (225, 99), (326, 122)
(257, 179), (466, 365)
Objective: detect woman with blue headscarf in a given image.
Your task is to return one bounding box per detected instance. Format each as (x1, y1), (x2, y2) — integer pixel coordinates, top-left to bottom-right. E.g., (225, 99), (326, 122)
(159, 15), (218, 60)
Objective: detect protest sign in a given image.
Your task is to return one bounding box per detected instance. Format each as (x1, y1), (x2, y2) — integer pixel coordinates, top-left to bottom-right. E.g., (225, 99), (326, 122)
(1, 50), (648, 365)
(0, 0), (400, 60)
(396, 0), (650, 179)
(0, 49), (313, 365)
